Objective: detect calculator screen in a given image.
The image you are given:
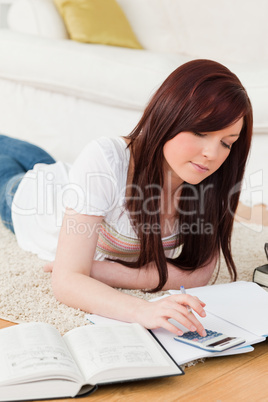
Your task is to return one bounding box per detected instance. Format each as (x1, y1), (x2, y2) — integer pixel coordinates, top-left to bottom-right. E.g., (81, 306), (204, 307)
(207, 337), (235, 347)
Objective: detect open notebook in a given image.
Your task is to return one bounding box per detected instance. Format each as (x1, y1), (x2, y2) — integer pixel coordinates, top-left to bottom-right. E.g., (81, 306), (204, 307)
(169, 281), (268, 337)
(87, 281), (268, 365)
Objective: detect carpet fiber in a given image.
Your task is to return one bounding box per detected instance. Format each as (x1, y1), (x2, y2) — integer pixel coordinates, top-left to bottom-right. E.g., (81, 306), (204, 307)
(0, 220), (267, 336)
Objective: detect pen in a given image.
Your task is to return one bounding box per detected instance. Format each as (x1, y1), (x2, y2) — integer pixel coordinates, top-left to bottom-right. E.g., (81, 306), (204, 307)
(180, 286), (193, 313)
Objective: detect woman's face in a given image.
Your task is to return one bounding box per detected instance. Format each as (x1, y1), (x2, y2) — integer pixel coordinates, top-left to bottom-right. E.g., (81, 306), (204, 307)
(163, 118), (243, 188)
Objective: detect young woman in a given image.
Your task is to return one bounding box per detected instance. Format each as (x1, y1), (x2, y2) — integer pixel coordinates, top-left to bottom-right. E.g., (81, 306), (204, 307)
(0, 59), (253, 336)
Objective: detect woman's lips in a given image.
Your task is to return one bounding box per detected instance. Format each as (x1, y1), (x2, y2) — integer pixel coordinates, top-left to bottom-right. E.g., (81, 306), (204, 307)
(190, 162), (209, 172)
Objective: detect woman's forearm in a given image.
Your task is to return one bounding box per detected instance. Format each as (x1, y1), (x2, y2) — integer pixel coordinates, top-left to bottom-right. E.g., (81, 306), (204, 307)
(90, 260), (158, 289)
(52, 269), (207, 335)
(52, 270), (146, 322)
(90, 256), (218, 290)
(164, 256), (218, 290)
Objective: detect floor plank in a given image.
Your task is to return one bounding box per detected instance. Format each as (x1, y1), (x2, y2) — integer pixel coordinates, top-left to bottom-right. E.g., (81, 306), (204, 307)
(235, 203), (268, 226)
(179, 341), (268, 401)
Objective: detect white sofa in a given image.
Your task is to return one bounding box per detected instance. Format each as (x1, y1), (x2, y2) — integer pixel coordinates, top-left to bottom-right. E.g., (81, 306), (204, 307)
(0, 0), (267, 206)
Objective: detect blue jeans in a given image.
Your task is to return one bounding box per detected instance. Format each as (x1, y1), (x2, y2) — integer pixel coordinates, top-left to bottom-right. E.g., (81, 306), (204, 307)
(0, 135), (56, 233)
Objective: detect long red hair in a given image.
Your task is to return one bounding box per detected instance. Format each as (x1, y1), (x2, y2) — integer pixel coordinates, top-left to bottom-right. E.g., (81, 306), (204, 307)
(118, 59), (253, 291)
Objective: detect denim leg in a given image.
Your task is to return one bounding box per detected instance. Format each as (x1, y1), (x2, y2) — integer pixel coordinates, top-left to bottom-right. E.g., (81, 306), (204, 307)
(0, 136), (56, 232)
(0, 134), (56, 171)
(0, 155), (27, 232)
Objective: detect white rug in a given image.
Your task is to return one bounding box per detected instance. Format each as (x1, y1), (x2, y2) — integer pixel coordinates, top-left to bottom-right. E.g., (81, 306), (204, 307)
(0, 220), (267, 336)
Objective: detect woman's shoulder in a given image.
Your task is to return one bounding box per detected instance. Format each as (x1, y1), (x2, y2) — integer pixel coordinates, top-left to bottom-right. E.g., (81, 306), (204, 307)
(77, 136), (129, 168)
(70, 137), (130, 188)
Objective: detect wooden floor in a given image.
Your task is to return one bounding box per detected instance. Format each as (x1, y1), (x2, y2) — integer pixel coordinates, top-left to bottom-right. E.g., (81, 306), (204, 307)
(235, 202), (268, 226)
(1, 318), (267, 402)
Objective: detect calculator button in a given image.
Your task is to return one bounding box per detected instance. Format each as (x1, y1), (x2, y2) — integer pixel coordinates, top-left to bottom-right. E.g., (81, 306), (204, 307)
(182, 329), (223, 342)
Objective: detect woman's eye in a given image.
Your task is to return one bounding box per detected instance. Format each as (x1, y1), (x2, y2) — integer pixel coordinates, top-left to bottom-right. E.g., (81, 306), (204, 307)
(221, 141), (231, 150)
(193, 132), (206, 137)
(193, 132), (232, 150)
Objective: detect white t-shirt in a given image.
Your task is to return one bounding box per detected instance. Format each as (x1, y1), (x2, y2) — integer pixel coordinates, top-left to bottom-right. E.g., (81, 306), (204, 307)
(12, 137), (180, 261)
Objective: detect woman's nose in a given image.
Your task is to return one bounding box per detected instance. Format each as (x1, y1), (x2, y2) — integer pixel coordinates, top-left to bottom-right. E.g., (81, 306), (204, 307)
(202, 140), (220, 160)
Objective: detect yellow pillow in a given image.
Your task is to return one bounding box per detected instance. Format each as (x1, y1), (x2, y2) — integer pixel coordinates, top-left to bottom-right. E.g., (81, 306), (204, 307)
(54, 0), (142, 49)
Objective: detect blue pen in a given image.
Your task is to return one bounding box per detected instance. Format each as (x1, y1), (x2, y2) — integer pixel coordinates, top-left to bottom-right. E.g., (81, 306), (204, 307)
(180, 286), (193, 313)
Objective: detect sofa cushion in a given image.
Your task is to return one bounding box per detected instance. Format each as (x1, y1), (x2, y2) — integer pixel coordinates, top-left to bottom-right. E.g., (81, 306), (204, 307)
(0, 30), (188, 109)
(117, 0), (179, 52)
(7, 0), (268, 63)
(7, 0), (68, 39)
(107, 0), (268, 63)
(0, 30), (267, 134)
(164, 0), (268, 63)
(54, 0), (142, 49)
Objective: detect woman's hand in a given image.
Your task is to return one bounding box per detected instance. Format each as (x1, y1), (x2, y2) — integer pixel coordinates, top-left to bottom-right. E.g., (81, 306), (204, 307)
(136, 294), (207, 336)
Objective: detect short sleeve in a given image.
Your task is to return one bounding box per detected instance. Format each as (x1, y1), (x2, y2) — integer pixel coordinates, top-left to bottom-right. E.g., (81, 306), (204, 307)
(64, 140), (119, 216)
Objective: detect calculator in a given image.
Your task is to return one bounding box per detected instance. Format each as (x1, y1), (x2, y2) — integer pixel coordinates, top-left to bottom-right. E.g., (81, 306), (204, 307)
(174, 329), (245, 352)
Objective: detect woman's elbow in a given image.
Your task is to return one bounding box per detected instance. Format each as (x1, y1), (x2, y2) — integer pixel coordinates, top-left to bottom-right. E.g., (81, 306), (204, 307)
(51, 271), (69, 304)
(201, 257), (218, 285)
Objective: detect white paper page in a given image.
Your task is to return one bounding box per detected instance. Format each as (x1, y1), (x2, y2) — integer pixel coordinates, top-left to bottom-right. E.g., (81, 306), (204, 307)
(169, 281), (268, 336)
(86, 313), (259, 365)
(0, 323), (83, 386)
(63, 323), (177, 382)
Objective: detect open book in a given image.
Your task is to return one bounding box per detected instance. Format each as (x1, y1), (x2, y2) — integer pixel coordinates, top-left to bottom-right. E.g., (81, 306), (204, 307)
(0, 322), (183, 401)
